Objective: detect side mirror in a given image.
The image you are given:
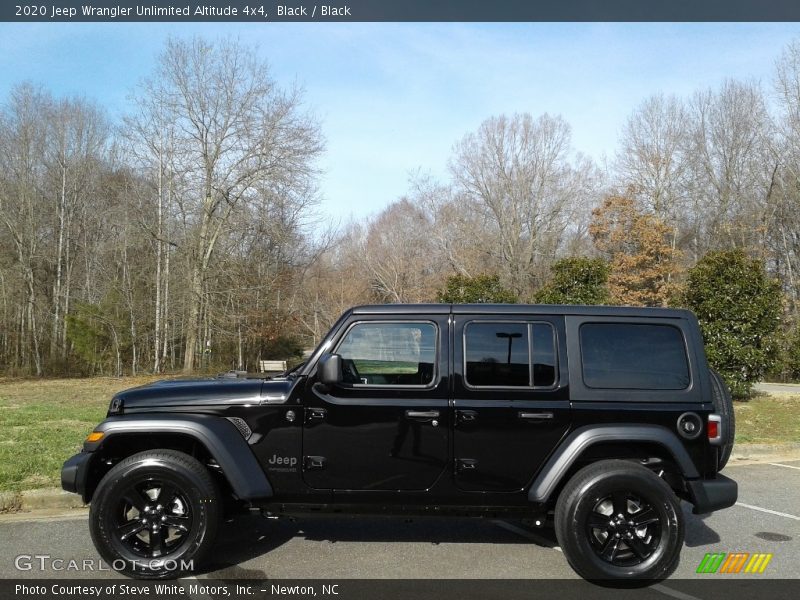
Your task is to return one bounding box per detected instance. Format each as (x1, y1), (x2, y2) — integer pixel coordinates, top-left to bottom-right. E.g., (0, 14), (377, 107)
(318, 353), (342, 386)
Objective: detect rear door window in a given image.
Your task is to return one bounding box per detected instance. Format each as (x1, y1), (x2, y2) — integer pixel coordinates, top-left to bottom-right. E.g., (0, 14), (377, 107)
(464, 322), (557, 388)
(580, 323), (690, 390)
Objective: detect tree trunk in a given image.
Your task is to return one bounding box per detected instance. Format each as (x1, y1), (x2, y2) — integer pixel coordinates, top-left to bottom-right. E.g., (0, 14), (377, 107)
(162, 167), (173, 364)
(182, 187), (215, 373)
(183, 263), (202, 372)
(154, 148), (163, 373)
(25, 265), (42, 376)
(51, 162), (67, 359)
(62, 237), (73, 361)
(122, 241), (137, 375)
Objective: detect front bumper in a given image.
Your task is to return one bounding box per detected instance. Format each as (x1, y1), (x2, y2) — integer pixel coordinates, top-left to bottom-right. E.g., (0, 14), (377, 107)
(687, 474), (738, 514)
(61, 452), (92, 502)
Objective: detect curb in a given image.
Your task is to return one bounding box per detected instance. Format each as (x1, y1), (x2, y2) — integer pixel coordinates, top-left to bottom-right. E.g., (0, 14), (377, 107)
(0, 488), (86, 514)
(729, 442), (800, 462)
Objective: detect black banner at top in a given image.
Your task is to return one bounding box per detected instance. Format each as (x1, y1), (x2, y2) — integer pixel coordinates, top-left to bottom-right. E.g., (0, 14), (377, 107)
(4, 0), (800, 22)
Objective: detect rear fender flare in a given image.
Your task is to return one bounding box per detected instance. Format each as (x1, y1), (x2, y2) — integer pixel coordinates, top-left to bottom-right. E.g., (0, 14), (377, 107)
(528, 424), (699, 503)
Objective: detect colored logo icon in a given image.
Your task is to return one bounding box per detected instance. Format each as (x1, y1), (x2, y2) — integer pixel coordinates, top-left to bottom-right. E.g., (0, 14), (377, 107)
(696, 552), (773, 574)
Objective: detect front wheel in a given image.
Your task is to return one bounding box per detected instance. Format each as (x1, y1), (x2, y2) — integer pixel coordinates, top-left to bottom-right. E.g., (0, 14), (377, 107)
(554, 460), (684, 582)
(89, 449), (220, 579)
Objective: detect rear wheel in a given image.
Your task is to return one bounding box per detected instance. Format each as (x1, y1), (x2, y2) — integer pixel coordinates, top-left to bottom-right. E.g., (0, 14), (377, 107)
(709, 369), (735, 470)
(555, 460), (684, 582)
(89, 449), (220, 579)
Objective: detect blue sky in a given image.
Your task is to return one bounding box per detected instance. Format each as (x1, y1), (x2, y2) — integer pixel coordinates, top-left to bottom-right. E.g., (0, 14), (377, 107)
(2, 22), (800, 226)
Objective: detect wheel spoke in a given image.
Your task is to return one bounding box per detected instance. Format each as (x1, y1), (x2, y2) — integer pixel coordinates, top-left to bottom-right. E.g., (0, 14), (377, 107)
(611, 491), (628, 516)
(626, 535), (652, 560)
(163, 515), (189, 532)
(122, 487), (150, 511)
(631, 506), (659, 527)
(600, 535), (621, 562)
(117, 520), (145, 541)
(587, 512), (612, 530)
(149, 526), (164, 556)
(157, 482), (179, 504)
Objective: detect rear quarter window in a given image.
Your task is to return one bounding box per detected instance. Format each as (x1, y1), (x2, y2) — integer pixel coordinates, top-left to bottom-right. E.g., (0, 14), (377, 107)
(580, 323), (690, 390)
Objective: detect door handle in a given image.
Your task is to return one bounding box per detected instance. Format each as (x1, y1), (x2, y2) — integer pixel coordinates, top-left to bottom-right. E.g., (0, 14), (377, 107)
(456, 409), (478, 423)
(405, 410), (439, 419)
(518, 411), (554, 421)
(456, 458), (478, 472)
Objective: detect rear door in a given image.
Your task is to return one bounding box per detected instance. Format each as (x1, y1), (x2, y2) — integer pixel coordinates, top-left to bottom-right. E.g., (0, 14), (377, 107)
(452, 315), (571, 492)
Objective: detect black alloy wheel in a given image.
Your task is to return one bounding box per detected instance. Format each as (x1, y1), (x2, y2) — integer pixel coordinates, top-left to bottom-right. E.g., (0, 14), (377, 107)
(585, 491), (662, 566)
(89, 449), (220, 579)
(113, 478), (194, 559)
(555, 460), (684, 582)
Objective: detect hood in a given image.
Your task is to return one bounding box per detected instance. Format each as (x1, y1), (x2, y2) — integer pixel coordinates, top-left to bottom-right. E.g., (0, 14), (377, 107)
(110, 377), (296, 411)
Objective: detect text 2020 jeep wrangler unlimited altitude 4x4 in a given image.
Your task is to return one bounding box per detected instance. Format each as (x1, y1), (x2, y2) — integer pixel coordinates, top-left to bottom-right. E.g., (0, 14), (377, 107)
(62, 304), (737, 581)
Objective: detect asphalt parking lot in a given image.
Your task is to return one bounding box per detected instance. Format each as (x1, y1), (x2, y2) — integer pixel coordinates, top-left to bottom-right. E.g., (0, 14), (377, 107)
(1, 460), (798, 586)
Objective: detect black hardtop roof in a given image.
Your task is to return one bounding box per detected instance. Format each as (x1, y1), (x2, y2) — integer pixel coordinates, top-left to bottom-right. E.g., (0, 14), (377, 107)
(349, 303), (693, 319)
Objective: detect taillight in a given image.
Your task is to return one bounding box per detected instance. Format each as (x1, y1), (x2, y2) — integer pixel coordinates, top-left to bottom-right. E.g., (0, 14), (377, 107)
(707, 414), (722, 444)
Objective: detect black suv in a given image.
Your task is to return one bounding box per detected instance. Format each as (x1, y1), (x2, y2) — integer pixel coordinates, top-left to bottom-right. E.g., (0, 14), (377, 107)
(62, 304), (737, 581)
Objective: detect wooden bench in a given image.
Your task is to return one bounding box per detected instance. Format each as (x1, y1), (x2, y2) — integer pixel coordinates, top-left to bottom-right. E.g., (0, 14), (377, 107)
(259, 360), (287, 373)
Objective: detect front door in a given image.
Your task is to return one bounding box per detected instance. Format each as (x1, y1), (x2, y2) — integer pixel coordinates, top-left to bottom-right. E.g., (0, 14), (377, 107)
(452, 316), (571, 492)
(301, 317), (450, 491)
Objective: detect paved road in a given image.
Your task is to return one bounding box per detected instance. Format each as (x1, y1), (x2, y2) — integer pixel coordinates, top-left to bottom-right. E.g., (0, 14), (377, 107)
(1, 461), (798, 584)
(754, 382), (800, 395)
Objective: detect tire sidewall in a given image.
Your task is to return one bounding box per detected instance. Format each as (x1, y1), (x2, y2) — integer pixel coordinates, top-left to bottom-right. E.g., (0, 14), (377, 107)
(557, 467), (683, 581)
(90, 454), (218, 579)
(709, 370), (735, 469)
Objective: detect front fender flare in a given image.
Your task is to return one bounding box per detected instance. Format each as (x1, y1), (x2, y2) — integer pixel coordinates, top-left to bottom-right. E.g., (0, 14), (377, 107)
(87, 414), (273, 500)
(528, 424), (699, 503)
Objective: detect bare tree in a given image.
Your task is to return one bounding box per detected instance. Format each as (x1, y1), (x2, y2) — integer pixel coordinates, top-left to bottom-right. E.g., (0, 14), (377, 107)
(0, 84), (50, 375)
(46, 97), (108, 361)
(616, 94), (689, 224)
(771, 40), (800, 314)
(130, 37), (324, 372)
(685, 79), (776, 255)
(410, 173), (498, 278)
(358, 199), (440, 303)
(125, 77), (178, 372)
(449, 113), (599, 295)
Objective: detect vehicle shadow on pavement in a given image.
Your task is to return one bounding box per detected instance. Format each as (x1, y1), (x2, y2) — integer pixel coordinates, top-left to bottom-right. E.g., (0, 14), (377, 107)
(202, 513), (536, 575)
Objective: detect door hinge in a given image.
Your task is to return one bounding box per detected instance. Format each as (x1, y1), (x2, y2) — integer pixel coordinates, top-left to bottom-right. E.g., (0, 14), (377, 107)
(304, 455), (326, 470)
(456, 458), (478, 472)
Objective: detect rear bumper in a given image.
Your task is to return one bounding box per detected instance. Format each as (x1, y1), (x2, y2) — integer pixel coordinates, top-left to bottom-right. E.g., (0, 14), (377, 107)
(687, 474), (738, 514)
(61, 452), (92, 502)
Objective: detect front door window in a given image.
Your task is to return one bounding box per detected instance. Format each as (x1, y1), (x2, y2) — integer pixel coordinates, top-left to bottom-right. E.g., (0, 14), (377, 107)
(337, 322), (436, 386)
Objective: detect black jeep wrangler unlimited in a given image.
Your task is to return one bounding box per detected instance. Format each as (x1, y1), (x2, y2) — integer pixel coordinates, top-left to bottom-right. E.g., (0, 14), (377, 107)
(62, 304), (737, 581)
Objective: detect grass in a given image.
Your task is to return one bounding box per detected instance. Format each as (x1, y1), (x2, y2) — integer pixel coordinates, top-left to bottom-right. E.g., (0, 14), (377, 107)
(353, 360), (419, 374)
(0, 376), (162, 493)
(0, 376), (797, 493)
(734, 393), (800, 445)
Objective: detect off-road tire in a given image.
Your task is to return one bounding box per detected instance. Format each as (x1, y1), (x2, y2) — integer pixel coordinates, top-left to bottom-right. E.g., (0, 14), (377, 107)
(89, 449), (220, 579)
(709, 369), (735, 470)
(555, 460), (684, 583)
